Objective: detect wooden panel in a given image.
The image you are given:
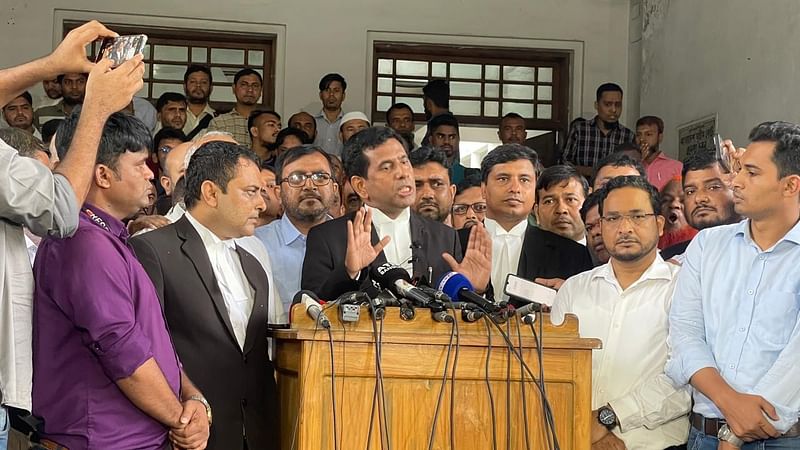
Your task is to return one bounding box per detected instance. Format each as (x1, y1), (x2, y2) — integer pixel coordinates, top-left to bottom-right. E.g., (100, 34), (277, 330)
(275, 309), (598, 450)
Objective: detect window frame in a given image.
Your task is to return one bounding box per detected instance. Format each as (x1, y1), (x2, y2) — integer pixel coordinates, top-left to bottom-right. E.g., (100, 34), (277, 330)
(63, 20), (276, 111)
(372, 41), (570, 133)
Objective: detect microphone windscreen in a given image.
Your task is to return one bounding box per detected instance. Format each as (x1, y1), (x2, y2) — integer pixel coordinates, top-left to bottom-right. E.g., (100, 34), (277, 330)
(369, 263), (412, 291)
(436, 272), (473, 300)
(293, 289), (321, 305)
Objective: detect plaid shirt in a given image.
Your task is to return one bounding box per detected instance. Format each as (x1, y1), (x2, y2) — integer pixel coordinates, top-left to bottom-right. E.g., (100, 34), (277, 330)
(562, 117), (635, 168)
(207, 109), (251, 147)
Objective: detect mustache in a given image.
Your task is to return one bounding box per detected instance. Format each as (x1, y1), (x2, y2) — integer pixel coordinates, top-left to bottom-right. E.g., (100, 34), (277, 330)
(692, 205), (717, 215)
(299, 193), (322, 201)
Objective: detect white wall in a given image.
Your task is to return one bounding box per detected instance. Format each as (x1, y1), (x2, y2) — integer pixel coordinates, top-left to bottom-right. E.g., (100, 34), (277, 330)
(1, 0), (633, 124)
(640, 0), (800, 156)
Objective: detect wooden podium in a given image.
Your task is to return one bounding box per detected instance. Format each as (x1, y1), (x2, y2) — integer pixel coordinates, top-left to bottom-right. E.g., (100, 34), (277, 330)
(271, 305), (601, 450)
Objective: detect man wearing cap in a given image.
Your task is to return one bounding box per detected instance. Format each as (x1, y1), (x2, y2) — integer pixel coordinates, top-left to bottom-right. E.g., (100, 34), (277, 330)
(340, 112), (370, 144)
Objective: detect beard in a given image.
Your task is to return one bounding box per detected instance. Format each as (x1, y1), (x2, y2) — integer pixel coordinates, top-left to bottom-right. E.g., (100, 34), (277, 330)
(609, 239), (655, 262)
(285, 195), (329, 223)
(417, 204), (447, 222)
(689, 204), (739, 230)
(63, 94), (84, 106)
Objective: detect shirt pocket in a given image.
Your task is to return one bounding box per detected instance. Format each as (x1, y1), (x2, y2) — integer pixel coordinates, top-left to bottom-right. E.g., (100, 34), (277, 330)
(752, 291), (799, 349)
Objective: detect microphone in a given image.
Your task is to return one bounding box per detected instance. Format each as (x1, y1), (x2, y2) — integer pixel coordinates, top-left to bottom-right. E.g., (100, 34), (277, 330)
(367, 289), (390, 321)
(370, 263), (434, 307)
(293, 290), (331, 329)
(436, 272), (501, 313)
(333, 291), (368, 323)
(417, 285), (453, 303)
(399, 298), (416, 321)
(515, 302), (542, 317)
(461, 307), (484, 323)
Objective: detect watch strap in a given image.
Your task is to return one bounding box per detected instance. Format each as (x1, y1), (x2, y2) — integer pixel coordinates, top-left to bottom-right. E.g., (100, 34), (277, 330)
(188, 394), (213, 425)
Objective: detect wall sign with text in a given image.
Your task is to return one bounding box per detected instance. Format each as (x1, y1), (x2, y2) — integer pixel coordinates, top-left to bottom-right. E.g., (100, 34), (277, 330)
(677, 114), (718, 161)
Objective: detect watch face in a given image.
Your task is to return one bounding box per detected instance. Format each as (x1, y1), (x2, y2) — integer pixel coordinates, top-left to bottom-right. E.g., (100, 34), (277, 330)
(599, 408), (616, 425)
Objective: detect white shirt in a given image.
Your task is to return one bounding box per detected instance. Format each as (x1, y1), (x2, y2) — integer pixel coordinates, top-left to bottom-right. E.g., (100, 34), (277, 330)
(185, 212), (254, 349)
(183, 103), (216, 135)
(369, 206), (413, 275)
(551, 255), (691, 449)
(133, 203), (286, 324)
(0, 138), (78, 411)
(484, 218), (527, 302)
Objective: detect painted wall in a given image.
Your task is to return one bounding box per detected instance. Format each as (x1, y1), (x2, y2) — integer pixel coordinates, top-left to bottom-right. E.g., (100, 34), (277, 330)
(1, 0), (633, 124)
(640, 0), (800, 156)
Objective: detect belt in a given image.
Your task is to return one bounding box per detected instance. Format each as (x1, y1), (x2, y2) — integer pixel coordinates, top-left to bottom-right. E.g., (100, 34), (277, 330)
(690, 412), (800, 438)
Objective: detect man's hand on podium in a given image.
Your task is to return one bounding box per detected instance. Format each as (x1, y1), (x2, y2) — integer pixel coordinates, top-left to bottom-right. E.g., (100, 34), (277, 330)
(591, 432), (626, 450)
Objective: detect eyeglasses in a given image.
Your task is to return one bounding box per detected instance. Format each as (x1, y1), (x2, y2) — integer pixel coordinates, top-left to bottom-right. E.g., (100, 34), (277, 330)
(452, 202), (487, 215)
(281, 172), (332, 188)
(600, 213), (657, 227)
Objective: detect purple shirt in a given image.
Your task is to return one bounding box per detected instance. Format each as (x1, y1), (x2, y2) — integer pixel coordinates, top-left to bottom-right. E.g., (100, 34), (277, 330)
(32, 204), (181, 450)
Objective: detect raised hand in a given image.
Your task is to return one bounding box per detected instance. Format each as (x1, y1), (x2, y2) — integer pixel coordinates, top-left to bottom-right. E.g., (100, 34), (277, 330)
(639, 141), (651, 160)
(82, 54), (145, 119)
(442, 222), (491, 293)
(720, 138), (745, 174)
(46, 20), (119, 75)
(345, 207), (391, 279)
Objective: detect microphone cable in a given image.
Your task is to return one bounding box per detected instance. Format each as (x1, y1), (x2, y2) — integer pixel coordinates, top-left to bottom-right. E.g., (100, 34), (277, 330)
(505, 319), (512, 450)
(476, 305), (561, 450)
(290, 301), (336, 450)
(514, 317), (532, 450)
(447, 302), (461, 450)
(366, 300), (391, 450)
(482, 317), (499, 450)
(326, 326), (340, 450)
(530, 314), (557, 450)
(427, 319), (456, 450)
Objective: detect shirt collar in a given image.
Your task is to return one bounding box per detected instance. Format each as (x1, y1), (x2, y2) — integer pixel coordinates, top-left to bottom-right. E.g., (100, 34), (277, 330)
(185, 212), (236, 251)
(484, 218), (528, 237)
(592, 253), (674, 284)
(316, 109), (344, 123)
(368, 205), (410, 227)
(277, 214), (305, 245)
(735, 218), (800, 248)
(82, 203), (128, 239)
(165, 202), (186, 223)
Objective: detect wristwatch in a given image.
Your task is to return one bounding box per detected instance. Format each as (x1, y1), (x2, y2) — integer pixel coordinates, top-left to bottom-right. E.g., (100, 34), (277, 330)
(597, 404), (618, 430)
(717, 424), (744, 448)
(189, 394), (213, 425)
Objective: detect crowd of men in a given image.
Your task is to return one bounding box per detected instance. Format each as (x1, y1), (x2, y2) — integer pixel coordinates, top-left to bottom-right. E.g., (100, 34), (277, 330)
(0, 20), (798, 450)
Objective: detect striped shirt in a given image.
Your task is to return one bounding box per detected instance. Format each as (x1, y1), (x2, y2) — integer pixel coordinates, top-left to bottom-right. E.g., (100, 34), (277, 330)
(207, 109), (251, 147)
(562, 117), (635, 168)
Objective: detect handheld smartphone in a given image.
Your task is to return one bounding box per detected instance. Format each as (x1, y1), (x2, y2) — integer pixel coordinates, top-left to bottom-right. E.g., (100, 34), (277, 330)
(96, 34), (148, 68)
(504, 274), (557, 307)
(713, 134), (730, 172)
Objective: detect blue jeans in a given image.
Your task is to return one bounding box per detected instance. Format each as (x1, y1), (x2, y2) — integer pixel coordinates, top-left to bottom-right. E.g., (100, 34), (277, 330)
(689, 426), (800, 449)
(0, 406), (8, 450)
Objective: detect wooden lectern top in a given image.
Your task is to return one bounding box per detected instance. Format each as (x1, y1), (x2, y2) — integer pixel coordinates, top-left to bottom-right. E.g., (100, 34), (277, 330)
(272, 304), (601, 350)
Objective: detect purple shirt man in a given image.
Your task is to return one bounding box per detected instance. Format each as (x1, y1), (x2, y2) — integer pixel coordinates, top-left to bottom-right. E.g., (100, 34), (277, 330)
(33, 205), (181, 449)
